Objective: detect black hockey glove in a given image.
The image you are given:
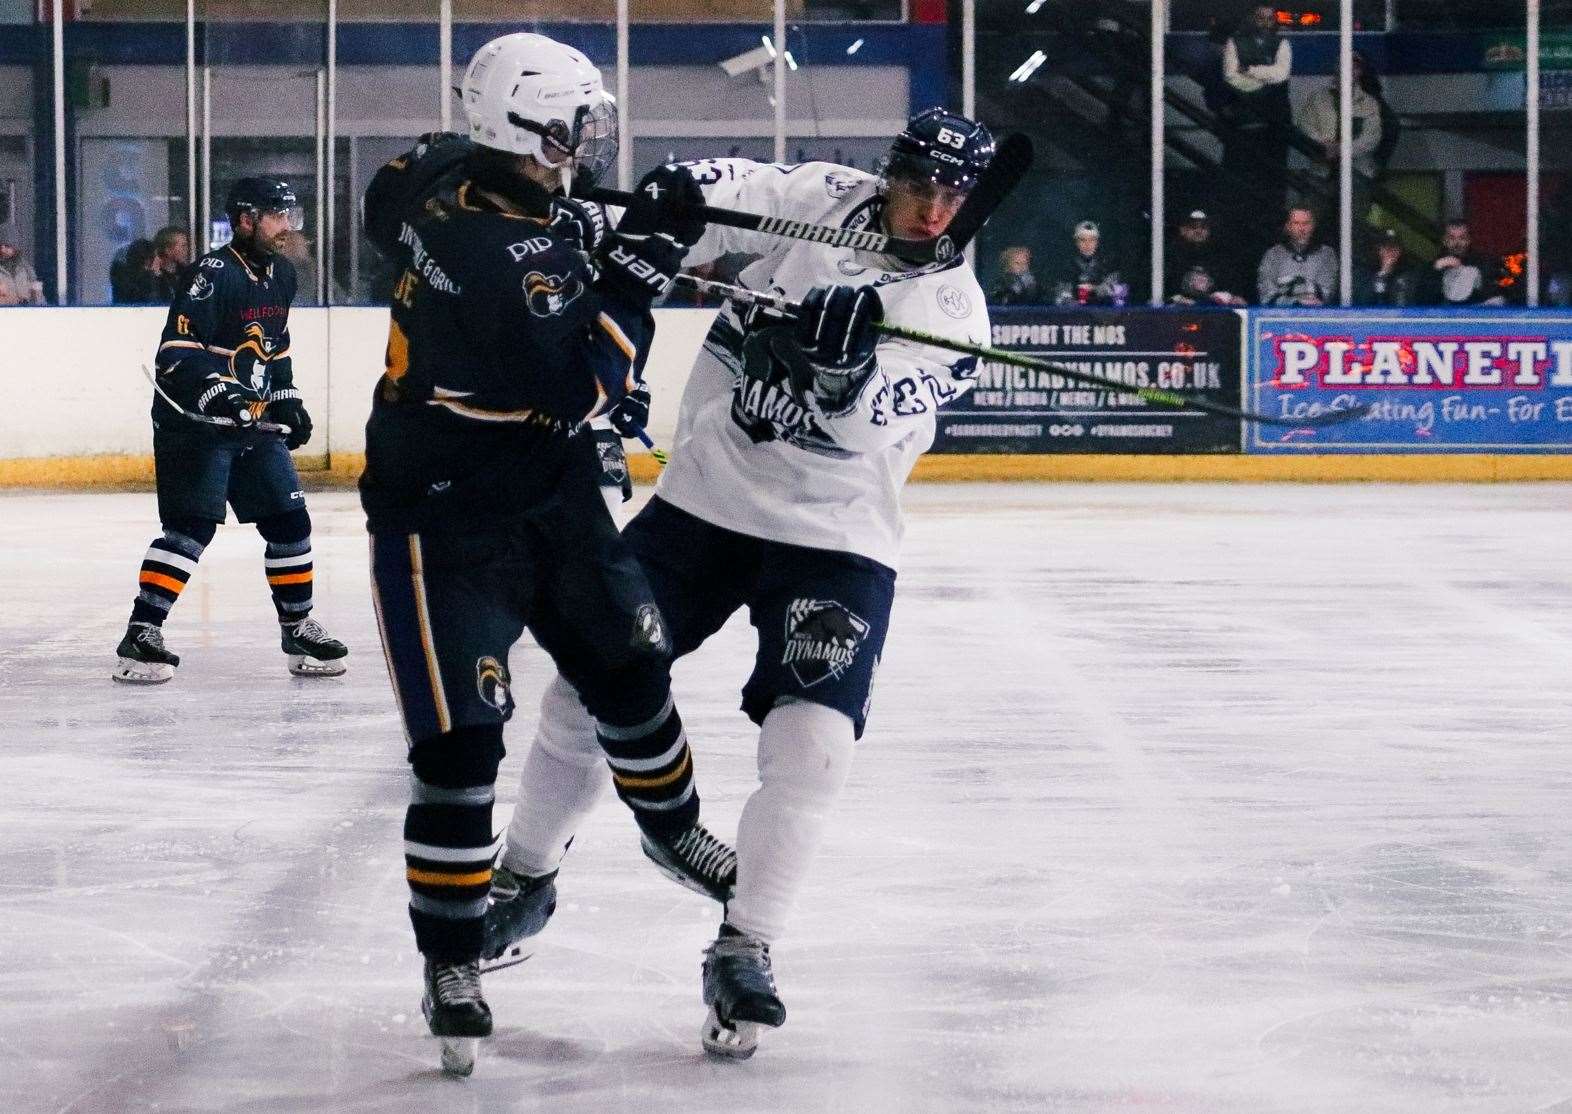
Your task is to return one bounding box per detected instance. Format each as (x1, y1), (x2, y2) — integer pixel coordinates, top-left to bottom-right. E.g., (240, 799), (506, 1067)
(779, 285), (884, 411)
(605, 384), (651, 443)
(196, 375), (258, 427)
(619, 164), (706, 247)
(599, 232), (688, 307)
(266, 391), (313, 449)
(547, 196), (607, 258)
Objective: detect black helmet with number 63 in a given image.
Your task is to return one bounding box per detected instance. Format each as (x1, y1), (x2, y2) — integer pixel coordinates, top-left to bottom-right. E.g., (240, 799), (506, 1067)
(885, 107), (995, 192)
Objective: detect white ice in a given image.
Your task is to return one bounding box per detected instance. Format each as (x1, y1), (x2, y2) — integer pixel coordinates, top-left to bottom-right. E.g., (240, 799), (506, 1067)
(4, 483), (1572, 1113)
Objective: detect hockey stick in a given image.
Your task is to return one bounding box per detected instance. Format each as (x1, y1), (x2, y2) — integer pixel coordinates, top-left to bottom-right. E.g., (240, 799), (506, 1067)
(588, 134), (1035, 266)
(672, 276), (1370, 431)
(141, 365), (292, 436)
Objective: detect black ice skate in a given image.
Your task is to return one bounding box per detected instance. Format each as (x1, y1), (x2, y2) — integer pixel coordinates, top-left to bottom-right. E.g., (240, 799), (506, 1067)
(422, 958), (491, 1076)
(641, 822), (737, 904)
(111, 622), (179, 685)
(700, 924), (786, 1060)
(480, 866), (557, 973)
(280, 617), (348, 677)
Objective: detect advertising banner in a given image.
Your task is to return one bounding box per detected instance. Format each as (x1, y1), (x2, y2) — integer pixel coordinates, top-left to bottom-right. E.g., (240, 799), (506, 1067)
(933, 307), (1243, 454)
(1247, 309), (1572, 454)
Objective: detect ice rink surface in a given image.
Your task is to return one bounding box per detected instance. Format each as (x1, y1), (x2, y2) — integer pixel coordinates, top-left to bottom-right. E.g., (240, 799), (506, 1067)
(4, 482), (1572, 1113)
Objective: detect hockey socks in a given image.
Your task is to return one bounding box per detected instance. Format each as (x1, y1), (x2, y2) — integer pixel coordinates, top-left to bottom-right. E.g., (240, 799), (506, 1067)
(404, 776), (497, 961)
(128, 522), (215, 627)
(256, 508), (314, 621)
(595, 694), (699, 834)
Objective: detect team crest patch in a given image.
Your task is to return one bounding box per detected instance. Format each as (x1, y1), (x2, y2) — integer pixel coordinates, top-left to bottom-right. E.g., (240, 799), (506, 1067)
(476, 656), (514, 718)
(523, 271), (583, 317)
(936, 283), (971, 319)
(631, 603), (668, 654)
(824, 171), (861, 199)
(187, 273), (215, 301)
(782, 598), (869, 688)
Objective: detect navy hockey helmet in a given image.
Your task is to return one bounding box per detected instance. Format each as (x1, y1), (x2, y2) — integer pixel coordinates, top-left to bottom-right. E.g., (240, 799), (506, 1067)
(225, 176), (304, 231)
(884, 107), (995, 192)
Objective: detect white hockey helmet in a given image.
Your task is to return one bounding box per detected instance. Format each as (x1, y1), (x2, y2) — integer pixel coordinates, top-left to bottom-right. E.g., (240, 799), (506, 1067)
(460, 32), (619, 190)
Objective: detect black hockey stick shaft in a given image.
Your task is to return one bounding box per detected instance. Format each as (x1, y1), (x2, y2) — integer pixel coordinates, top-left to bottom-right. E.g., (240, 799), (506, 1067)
(671, 276), (1368, 431)
(588, 134), (1034, 265)
(141, 365), (292, 436)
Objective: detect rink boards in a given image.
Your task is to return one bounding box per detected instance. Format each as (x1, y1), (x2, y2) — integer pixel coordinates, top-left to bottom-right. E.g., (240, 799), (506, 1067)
(1, 304), (1570, 487)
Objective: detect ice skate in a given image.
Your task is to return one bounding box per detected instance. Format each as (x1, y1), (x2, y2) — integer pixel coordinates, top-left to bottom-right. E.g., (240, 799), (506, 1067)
(280, 617), (348, 677)
(641, 822), (737, 904)
(480, 866), (557, 973)
(700, 925), (786, 1060)
(422, 958), (491, 1076)
(111, 622), (179, 685)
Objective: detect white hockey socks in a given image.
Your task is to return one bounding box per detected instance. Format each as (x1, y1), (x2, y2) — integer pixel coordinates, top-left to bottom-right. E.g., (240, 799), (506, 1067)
(726, 700), (855, 944)
(502, 674), (610, 877)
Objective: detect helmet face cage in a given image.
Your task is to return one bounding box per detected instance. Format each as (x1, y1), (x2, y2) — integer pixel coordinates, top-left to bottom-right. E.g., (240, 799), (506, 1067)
(505, 97), (617, 191)
(884, 107), (995, 192)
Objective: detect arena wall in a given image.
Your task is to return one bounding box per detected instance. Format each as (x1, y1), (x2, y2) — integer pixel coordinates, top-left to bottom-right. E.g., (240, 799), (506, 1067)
(1, 306), (1569, 488)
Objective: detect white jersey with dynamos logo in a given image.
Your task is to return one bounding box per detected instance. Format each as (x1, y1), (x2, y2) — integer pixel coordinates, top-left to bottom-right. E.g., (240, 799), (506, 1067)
(653, 159), (990, 571)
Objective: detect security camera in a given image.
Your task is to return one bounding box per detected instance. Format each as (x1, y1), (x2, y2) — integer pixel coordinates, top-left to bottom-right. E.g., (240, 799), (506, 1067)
(719, 44), (775, 78)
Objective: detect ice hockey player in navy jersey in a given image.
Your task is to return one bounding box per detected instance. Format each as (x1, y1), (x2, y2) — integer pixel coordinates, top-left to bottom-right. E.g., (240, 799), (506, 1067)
(112, 175), (347, 685)
(358, 31), (736, 1076)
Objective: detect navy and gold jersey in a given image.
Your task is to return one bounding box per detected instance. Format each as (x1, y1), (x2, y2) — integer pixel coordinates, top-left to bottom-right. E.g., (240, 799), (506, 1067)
(152, 243), (297, 425)
(359, 134), (654, 534)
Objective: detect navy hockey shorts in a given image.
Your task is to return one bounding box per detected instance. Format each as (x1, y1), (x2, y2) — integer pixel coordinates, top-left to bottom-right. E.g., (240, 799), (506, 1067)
(153, 421), (303, 525)
(369, 451), (670, 746)
(622, 496), (896, 738)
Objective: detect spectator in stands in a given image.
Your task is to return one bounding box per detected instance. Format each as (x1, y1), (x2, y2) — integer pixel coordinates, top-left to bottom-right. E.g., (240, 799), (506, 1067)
(0, 225), (45, 306)
(1166, 210), (1246, 306)
(1419, 219), (1506, 306)
(1051, 221), (1127, 307)
(1355, 229), (1419, 306)
(149, 225), (191, 302)
(1221, 4), (1293, 240)
(1297, 52), (1383, 224)
(989, 245), (1043, 305)
(111, 238), (157, 304)
(281, 230), (319, 306)
(1257, 206), (1337, 306)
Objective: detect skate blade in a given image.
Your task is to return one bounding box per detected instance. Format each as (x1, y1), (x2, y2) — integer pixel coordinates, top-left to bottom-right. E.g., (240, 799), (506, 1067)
(112, 659), (174, 685)
(479, 943), (535, 975)
(288, 654), (347, 677)
(437, 1036), (479, 1077)
(701, 1006), (761, 1060)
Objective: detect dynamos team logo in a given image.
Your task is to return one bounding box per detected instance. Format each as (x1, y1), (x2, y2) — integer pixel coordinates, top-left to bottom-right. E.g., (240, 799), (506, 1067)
(523, 271), (584, 317)
(475, 656), (514, 718)
(781, 598), (869, 688)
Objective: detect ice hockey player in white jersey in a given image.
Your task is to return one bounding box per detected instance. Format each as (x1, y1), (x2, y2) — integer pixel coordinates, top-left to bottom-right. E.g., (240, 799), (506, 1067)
(485, 107), (995, 1059)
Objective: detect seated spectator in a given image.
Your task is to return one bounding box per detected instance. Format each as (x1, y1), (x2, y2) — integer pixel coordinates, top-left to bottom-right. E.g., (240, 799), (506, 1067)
(148, 225), (192, 302)
(110, 238), (157, 304)
(1052, 221), (1127, 306)
(1419, 219), (1506, 307)
(1166, 210), (1246, 306)
(1257, 206), (1337, 306)
(1355, 230), (1419, 306)
(0, 225), (45, 306)
(989, 245), (1042, 305)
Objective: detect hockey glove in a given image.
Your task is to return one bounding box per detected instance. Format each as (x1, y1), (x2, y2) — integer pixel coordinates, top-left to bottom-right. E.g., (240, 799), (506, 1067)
(599, 232), (688, 307)
(604, 384), (652, 443)
(780, 285), (884, 411)
(266, 391), (313, 449)
(547, 196), (607, 258)
(619, 164), (706, 247)
(196, 375), (258, 427)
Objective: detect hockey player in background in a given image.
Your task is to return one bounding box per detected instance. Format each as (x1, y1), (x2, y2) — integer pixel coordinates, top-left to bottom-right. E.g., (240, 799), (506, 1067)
(112, 176), (348, 685)
(485, 107), (996, 1059)
(358, 32), (736, 1075)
